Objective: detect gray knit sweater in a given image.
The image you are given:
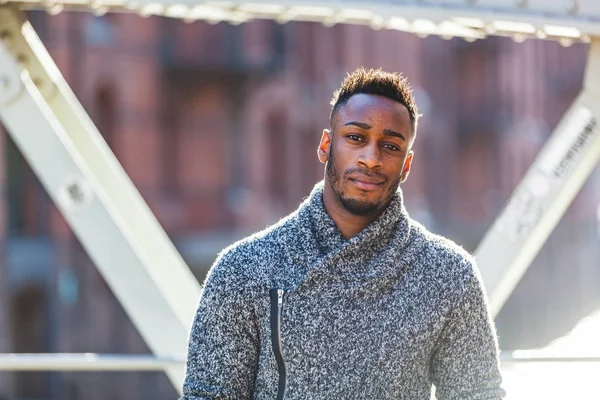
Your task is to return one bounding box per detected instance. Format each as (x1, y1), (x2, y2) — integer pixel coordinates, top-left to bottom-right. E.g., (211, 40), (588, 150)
(181, 182), (505, 399)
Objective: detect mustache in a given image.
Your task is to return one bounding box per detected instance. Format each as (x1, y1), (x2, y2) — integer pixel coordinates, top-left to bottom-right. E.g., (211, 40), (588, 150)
(343, 168), (388, 182)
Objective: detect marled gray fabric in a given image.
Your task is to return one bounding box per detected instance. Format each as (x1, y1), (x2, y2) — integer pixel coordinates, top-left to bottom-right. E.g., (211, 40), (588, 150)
(181, 182), (505, 400)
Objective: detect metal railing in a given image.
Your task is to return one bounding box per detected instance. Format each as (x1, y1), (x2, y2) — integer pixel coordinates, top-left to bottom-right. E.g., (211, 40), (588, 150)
(0, 354), (185, 371)
(500, 351), (600, 364)
(0, 351), (599, 371)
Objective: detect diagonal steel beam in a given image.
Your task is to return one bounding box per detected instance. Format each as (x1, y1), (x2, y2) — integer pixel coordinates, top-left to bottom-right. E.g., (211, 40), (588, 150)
(475, 39), (600, 318)
(0, 6), (201, 392)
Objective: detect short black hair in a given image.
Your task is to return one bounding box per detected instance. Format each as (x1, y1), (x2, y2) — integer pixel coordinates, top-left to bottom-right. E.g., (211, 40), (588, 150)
(329, 67), (419, 132)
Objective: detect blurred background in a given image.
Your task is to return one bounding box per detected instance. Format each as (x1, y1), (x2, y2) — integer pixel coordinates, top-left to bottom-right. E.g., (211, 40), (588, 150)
(0, 10), (599, 400)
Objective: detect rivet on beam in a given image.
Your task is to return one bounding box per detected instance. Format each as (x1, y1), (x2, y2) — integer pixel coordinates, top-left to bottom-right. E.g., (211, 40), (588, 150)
(559, 37), (574, 47)
(0, 75), (10, 93)
(568, 0), (580, 15)
(46, 3), (64, 15)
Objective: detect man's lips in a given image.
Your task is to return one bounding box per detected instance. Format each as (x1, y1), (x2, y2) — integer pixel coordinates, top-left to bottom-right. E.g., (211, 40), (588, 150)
(349, 174), (385, 191)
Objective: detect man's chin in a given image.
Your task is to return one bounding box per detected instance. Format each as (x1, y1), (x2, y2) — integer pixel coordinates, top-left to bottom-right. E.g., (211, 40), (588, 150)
(340, 197), (383, 216)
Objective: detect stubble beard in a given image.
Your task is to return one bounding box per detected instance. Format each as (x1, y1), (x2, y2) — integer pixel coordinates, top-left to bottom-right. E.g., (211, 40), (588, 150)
(326, 144), (401, 217)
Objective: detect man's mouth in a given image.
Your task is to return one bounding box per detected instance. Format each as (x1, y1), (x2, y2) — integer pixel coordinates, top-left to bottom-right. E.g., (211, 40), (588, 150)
(349, 174), (385, 191)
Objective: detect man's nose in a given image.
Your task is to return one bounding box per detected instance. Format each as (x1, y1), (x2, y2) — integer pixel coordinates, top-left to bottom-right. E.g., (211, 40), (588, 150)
(357, 142), (383, 170)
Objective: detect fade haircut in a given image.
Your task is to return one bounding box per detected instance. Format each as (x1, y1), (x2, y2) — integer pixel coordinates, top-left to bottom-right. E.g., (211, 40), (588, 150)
(329, 68), (420, 133)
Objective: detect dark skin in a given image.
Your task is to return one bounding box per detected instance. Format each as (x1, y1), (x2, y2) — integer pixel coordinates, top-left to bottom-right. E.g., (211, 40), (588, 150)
(317, 93), (415, 239)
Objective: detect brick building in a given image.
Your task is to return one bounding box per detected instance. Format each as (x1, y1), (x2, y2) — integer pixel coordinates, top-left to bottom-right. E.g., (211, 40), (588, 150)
(0, 11), (598, 399)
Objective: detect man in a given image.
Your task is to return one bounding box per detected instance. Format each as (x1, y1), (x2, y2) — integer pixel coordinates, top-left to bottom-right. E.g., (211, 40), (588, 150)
(181, 68), (505, 399)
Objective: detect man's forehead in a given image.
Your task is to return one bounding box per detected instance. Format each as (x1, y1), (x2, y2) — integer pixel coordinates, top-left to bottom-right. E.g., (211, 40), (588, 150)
(333, 93), (411, 125)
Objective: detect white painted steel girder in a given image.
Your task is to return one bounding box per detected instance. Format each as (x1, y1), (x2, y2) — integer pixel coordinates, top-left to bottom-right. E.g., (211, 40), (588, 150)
(475, 39), (600, 318)
(2, 350), (599, 372)
(2, 0), (600, 42)
(0, 353), (185, 371)
(0, 6), (201, 392)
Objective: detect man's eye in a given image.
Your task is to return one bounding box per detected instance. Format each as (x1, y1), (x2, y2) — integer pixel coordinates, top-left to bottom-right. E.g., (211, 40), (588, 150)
(347, 134), (362, 141)
(384, 144), (400, 151)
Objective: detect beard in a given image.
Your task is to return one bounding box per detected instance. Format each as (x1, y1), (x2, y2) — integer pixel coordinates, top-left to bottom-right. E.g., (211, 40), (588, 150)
(326, 144), (402, 217)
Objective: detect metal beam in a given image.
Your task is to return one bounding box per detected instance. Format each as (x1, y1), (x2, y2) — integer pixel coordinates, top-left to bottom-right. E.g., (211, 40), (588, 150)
(475, 39), (600, 318)
(3, 351), (599, 372)
(0, 354), (185, 371)
(2, 0), (600, 42)
(0, 6), (201, 393)
(501, 352), (600, 364)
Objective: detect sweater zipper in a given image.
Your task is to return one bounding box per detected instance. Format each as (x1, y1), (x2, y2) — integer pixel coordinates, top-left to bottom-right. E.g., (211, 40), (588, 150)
(269, 288), (287, 400)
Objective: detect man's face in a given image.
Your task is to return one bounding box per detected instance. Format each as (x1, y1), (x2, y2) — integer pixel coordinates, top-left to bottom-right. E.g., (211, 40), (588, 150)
(318, 93), (415, 216)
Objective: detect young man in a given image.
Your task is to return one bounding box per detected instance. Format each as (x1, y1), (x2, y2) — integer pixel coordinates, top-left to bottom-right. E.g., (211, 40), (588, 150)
(181, 68), (505, 399)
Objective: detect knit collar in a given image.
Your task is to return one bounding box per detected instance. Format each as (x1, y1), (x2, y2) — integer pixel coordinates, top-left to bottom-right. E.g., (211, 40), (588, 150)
(282, 181), (416, 282)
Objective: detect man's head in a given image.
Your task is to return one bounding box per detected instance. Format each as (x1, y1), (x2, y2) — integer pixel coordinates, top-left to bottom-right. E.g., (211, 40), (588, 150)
(318, 68), (419, 217)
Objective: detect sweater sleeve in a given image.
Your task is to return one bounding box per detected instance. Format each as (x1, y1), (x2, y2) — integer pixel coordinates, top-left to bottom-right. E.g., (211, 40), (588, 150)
(180, 255), (259, 400)
(430, 263), (506, 400)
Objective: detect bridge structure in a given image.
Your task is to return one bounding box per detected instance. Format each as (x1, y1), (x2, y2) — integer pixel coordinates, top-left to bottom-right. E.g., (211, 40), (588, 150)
(0, 0), (599, 395)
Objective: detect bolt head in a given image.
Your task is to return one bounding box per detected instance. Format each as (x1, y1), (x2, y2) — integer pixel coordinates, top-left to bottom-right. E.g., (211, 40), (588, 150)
(0, 75), (9, 92)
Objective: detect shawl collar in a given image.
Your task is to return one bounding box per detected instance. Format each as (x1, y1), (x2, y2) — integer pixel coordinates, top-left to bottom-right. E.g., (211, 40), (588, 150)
(281, 181), (419, 282)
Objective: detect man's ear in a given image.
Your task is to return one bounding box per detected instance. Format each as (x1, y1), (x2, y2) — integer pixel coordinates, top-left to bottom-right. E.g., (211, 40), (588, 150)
(317, 129), (332, 164)
(400, 151), (414, 183)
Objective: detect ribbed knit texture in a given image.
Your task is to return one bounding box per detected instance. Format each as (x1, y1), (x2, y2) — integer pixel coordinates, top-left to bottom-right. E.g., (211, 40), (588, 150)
(181, 182), (505, 399)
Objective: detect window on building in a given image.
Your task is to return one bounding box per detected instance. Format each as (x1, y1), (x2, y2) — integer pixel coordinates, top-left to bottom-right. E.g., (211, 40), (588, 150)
(85, 14), (117, 46)
(267, 111), (288, 207)
(94, 86), (117, 152)
(3, 127), (51, 237)
(10, 284), (51, 398)
(26, 11), (48, 41)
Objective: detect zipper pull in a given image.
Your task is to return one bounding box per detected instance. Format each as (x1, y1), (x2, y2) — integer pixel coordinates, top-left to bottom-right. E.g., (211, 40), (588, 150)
(278, 289), (284, 307)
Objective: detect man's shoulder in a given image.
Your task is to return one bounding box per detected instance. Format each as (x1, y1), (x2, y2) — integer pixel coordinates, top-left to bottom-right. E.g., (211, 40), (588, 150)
(206, 211), (298, 283)
(412, 219), (473, 262)
(222, 210), (296, 258)
(410, 219), (477, 279)
(408, 220), (487, 305)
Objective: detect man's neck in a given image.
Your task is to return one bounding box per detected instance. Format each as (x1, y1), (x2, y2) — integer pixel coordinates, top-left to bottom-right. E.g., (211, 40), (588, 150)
(322, 182), (382, 240)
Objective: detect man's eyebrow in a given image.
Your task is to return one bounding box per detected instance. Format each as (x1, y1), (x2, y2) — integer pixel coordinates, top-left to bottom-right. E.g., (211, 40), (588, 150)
(383, 129), (406, 142)
(343, 121), (371, 130)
